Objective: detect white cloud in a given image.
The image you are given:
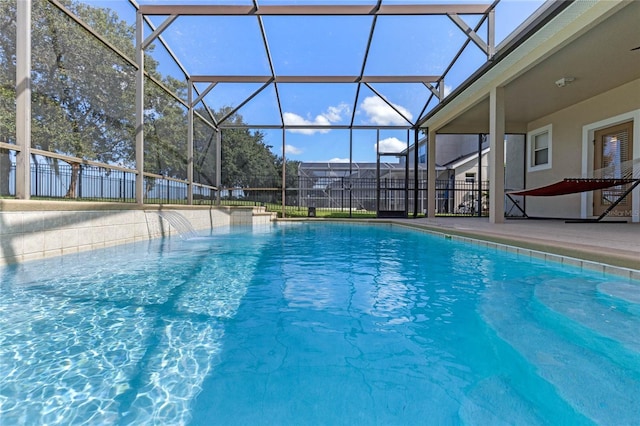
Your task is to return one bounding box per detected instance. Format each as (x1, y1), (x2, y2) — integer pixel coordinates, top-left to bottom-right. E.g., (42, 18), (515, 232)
(324, 104), (348, 122)
(360, 96), (413, 126)
(284, 103), (350, 135)
(285, 144), (302, 155)
(444, 84), (453, 97)
(375, 137), (407, 154)
(328, 157), (350, 163)
(283, 112), (330, 135)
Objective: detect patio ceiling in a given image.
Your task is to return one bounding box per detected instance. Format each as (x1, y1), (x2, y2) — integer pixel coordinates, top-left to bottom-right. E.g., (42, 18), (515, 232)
(137, 0), (501, 131)
(431, 0), (640, 134)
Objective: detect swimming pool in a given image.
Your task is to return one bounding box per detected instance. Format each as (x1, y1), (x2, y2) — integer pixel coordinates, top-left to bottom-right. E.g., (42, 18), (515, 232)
(1, 222), (639, 425)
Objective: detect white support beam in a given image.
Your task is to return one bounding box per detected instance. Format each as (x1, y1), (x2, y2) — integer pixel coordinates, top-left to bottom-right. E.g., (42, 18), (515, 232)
(426, 128), (437, 218)
(447, 13), (489, 56)
(187, 79), (194, 205)
(192, 82), (217, 107)
(424, 82), (442, 101)
(216, 124), (414, 130)
(139, 4), (490, 17)
(15, 0), (31, 200)
(135, 11), (145, 204)
(142, 14), (178, 50)
(190, 75), (440, 84)
(191, 75), (272, 83)
(361, 76), (440, 83)
(487, 9), (495, 58)
(489, 86), (505, 224)
(215, 130), (221, 205)
(281, 128), (286, 218)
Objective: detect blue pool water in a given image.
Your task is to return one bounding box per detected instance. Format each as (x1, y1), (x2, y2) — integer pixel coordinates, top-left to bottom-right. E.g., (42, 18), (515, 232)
(1, 222), (639, 425)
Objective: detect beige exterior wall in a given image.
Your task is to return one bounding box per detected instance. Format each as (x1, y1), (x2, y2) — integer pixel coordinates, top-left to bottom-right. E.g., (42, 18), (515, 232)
(524, 79), (640, 219)
(452, 151), (489, 183)
(0, 201), (274, 266)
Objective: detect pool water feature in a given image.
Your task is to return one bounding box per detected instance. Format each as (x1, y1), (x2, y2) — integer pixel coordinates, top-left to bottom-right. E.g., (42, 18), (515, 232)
(1, 223), (638, 425)
(153, 210), (199, 240)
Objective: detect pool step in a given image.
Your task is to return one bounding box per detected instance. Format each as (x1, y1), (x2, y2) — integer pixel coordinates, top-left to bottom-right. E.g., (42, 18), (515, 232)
(534, 278), (640, 354)
(124, 235), (272, 423)
(173, 234), (268, 318)
(458, 377), (546, 426)
(597, 281), (640, 305)
(481, 278), (640, 425)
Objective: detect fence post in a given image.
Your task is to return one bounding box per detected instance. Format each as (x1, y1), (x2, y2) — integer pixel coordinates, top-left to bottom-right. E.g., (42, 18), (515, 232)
(120, 170), (125, 201)
(78, 165), (83, 199)
(341, 177), (344, 212)
(33, 163), (38, 197)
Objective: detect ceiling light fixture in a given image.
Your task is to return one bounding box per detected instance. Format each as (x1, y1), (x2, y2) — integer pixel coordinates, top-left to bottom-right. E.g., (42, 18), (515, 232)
(555, 77), (575, 87)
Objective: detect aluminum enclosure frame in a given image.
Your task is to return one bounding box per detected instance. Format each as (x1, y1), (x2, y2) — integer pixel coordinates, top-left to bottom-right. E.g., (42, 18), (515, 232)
(134, 1), (496, 212)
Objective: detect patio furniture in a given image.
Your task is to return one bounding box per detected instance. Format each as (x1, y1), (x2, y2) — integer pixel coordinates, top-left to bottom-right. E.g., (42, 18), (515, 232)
(506, 178), (640, 222)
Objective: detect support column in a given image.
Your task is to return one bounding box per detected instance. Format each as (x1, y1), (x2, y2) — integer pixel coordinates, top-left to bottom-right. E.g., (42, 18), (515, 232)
(426, 128), (437, 218)
(349, 128), (353, 218)
(477, 133), (483, 218)
(489, 86), (505, 224)
(135, 10), (145, 204)
(413, 128), (419, 218)
(216, 129), (221, 205)
(281, 128), (286, 218)
(404, 129), (410, 216)
(187, 79), (194, 205)
(15, 0), (31, 200)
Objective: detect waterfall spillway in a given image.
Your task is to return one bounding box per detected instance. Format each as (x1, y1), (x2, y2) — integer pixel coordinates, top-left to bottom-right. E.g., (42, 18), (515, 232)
(155, 211), (199, 240)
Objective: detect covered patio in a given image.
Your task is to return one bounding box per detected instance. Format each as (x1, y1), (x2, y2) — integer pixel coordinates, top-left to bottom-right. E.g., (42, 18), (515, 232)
(420, 1), (640, 223)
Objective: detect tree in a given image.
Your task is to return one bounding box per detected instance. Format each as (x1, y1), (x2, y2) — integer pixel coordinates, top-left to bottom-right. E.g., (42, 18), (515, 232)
(0, 4), (17, 196)
(144, 77), (188, 179)
(279, 158), (301, 189)
(219, 109), (280, 196)
(0, 1), (292, 202)
(31, 0), (140, 197)
(0, 0), (163, 198)
(0, 86), (14, 195)
(193, 115), (217, 188)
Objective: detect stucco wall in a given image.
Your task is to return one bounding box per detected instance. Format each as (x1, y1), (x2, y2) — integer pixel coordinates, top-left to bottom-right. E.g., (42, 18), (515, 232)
(435, 134), (488, 166)
(0, 201), (274, 266)
(524, 79), (640, 219)
(453, 151), (489, 183)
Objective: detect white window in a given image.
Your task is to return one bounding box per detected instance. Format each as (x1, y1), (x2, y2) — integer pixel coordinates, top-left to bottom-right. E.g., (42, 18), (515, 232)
(527, 124), (552, 171)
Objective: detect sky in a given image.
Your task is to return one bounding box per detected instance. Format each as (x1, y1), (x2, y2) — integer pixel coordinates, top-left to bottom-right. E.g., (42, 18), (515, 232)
(84, 0), (545, 163)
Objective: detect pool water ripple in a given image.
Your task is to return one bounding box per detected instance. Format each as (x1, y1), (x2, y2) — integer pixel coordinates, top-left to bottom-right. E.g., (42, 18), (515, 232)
(1, 223), (639, 425)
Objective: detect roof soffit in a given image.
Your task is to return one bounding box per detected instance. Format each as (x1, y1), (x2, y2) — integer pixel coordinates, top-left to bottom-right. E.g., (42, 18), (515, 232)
(424, 0), (639, 134)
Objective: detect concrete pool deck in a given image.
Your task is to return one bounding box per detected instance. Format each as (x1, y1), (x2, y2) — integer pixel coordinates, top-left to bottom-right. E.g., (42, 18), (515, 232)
(390, 217), (639, 274)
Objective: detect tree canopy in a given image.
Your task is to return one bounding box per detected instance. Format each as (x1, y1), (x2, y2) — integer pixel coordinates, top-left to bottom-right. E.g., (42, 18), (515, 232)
(0, 0), (293, 199)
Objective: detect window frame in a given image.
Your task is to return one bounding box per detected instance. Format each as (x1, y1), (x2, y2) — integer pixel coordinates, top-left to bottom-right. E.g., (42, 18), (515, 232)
(527, 124), (552, 172)
(465, 172), (476, 183)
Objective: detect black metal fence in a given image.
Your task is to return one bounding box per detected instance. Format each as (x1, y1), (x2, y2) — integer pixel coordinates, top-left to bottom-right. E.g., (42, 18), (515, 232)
(188, 177), (490, 217)
(0, 162), (137, 202)
(1, 162), (490, 217)
(0, 162), (217, 205)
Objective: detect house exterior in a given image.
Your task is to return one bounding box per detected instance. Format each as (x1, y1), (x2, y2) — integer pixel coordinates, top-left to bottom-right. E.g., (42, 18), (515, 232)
(298, 136), (490, 214)
(419, 0), (640, 223)
(297, 162), (426, 212)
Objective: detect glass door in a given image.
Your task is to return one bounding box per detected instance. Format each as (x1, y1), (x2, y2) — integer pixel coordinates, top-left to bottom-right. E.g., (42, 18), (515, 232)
(593, 121), (633, 217)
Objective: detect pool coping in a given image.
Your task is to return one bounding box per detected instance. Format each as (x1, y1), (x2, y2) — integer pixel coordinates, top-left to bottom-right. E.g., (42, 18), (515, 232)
(277, 218), (640, 282)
